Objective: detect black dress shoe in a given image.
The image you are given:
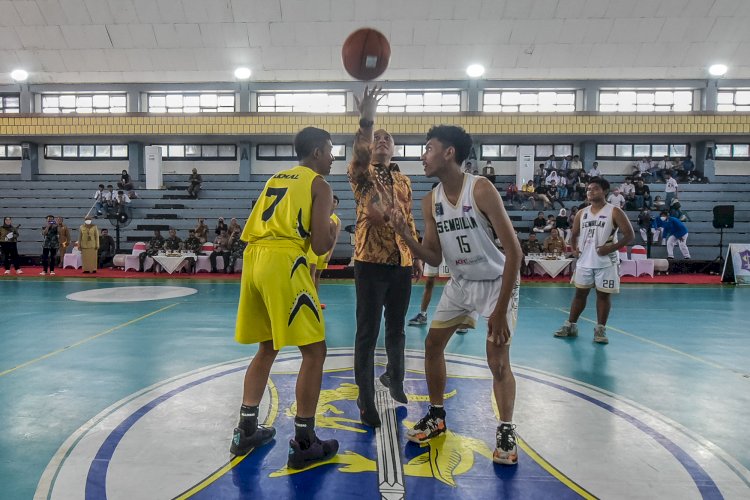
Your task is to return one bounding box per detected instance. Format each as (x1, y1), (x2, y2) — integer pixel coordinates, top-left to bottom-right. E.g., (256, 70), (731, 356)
(356, 397), (381, 427)
(379, 373), (408, 404)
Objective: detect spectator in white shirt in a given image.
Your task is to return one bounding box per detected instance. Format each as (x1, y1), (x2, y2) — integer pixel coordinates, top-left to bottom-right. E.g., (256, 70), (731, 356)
(569, 155), (583, 171)
(635, 157), (652, 179)
(104, 185), (115, 213)
(619, 178), (636, 208)
(589, 162), (601, 177)
(544, 155), (557, 174)
(664, 172), (678, 207)
(557, 174), (569, 199)
(114, 190), (132, 218)
(93, 184), (107, 217)
(560, 155), (572, 171)
(607, 188), (626, 209)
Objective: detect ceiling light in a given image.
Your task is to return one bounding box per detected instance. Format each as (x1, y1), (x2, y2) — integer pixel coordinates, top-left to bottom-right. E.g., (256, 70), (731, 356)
(466, 64), (485, 78)
(709, 64), (728, 76)
(10, 69), (28, 82)
(234, 67), (252, 80)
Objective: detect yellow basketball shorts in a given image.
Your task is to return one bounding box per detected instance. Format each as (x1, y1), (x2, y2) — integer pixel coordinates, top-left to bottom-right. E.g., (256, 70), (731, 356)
(235, 245), (324, 350)
(306, 246), (328, 270)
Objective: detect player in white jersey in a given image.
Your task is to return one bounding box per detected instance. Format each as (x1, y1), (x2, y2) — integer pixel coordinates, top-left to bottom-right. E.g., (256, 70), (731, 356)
(554, 177), (634, 344)
(390, 126), (523, 465)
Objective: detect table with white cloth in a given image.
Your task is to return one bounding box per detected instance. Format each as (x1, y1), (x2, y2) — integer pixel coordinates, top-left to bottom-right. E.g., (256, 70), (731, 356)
(152, 252), (196, 274)
(525, 255), (574, 278)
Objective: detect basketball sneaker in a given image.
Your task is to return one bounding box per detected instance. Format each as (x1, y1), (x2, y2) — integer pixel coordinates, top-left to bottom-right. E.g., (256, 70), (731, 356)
(230, 425), (276, 456)
(554, 321), (578, 338)
(493, 423), (518, 465)
(15, 269), (22, 274)
(406, 407), (446, 444)
(408, 312), (427, 326)
(593, 325), (609, 344)
(287, 436), (339, 470)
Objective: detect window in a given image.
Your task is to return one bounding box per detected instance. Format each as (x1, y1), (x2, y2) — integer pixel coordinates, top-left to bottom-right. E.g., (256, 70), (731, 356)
(256, 144), (346, 160)
(153, 144), (238, 160)
(256, 92), (346, 113)
(717, 89), (750, 112)
(44, 144), (129, 160)
(480, 144), (517, 159)
(598, 89), (693, 112)
(376, 91), (461, 113)
(148, 92), (235, 113)
(393, 144), (426, 160)
(0, 145), (23, 159)
(715, 144), (750, 159)
(41, 93), (127, 114)
(0, 95), (20, 114)
(482, 90), (575, 112)
(596, 144), (690, 159)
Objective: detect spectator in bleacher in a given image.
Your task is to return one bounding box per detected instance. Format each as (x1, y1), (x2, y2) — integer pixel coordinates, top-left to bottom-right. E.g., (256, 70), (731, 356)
(567, 205), (579, 228)
(653, 211), (690, 260)
(653, 195), (666, 211)
(654, 156), (673, 181)
(532, 212), (548, 233)
(94, 184), (107, 217)
(1, 217), (22, 275)
(634, 178), (652, 209)
(573, 172), (589, 201)
(104, 185), (115, 213)
(560, 154), (572, 171)
(98, 228), (116, 269)
(40, 215), (60, 276)
(557, 173), (569, 200)
(619, 178), (636, 209)
(679, 155), (695, 182)
(139, 230), (164, 272)
(607, 188), (626, 209)
(226, 230), (247, 274)
(555, 208), (571, 243)
(664, 171), (678, 208)
(505, 182), (522, 208)
(214, 217), (228, 237)
(534, 163), (544, 185)
(545, 169), (560, 187)
(228, 217), (242, 236)
(544, 154), (557, 174)
(569, 155), (583, 173)
(588, 162), (601, 178)
(78, 216), (99, 274)
(635, 157), (652, 179)
(164, 228), (183, 252)
(210, 229), (230, 273)
(481, 160), (496, 183)
(195, 218), (209, 243)
(546, 180), (565, 209)
(183, 229), (202, 273)
(521, 233), (542, 276)
(534, 181), (553, 210)
(114, 190), (132, 218)
(669, 198), (684, 221)
(118, 170), (133, 192)
(463, 161), (472, 173)
(543, 228), (566, 255)
(637, 207), (659, 244)
(187, 168), (202, 199)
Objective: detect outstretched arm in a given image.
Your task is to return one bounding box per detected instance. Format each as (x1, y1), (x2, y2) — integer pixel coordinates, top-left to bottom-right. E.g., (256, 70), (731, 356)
(348, 86), (383, 184)
(390, 194), (443, 267)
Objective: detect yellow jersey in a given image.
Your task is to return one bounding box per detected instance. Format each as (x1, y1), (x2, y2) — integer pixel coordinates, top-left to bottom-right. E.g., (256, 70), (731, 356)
(241, 166), (320, 251)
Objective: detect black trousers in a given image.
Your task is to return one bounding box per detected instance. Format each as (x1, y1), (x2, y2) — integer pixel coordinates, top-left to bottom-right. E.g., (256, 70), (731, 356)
(1, 242), (21, 270)
(42, 247), (57, 272)
(210, 251), (229, 272)
(353, 261), (412, 406)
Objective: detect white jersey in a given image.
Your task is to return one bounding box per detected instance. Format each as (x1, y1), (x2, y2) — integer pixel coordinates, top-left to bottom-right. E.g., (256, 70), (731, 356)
(578, 203), (619, 269)
(432, 174), (505, 281)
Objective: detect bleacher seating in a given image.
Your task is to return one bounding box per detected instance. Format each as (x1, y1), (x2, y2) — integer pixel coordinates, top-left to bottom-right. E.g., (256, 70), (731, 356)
(1, 173), (748, 262)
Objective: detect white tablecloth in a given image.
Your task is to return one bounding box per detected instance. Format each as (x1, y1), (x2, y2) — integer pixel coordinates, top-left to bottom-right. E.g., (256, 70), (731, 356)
(152, 253), (196, 274)
(525, 257), (573, 278)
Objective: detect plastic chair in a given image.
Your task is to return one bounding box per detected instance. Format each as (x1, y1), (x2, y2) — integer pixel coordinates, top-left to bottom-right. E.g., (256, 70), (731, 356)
(630, 245), (654, 277)
(618, 246), (636, 276)
(63, 252), (82, 269)
(124, 242), (147, 272)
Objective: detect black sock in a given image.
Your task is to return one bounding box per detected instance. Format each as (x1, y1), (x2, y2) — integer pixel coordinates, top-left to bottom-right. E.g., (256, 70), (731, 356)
(294, 416), (316, 447)
(239, 404), (258, 434)
(429, 405), (446, 419)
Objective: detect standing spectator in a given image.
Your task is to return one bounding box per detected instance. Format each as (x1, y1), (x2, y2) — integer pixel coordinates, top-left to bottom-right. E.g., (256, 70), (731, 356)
(0, 217), (22, 275)
(78, 216), (99, 274)
(195, 218), (209, 243)
(93, 184), (107, 217)
(40, 215), (59, 276)
(653, 211), (690, 259)
(589, 162), (601, 177)
(619, 178), (636, 209)
(187, 168), (202, 199)
(215, 217), (228, 237)
(349, 87), (420, 427)
(56, 217), (71, 267)
(98, 228), (116, 268)
(482, 160), (496, 183)
(139, 230), (164, 272)
(607, 188), (626, 209)
(664, 172), (678, 208)
(228, 217), (242, 236)
(211, 229), (230, 273)
(164, 228), (183, 252)
(634, 179), (652, 209)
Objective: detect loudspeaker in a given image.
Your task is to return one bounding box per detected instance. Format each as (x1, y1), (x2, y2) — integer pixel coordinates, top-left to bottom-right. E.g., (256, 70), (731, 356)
(713, 205), (734, 229)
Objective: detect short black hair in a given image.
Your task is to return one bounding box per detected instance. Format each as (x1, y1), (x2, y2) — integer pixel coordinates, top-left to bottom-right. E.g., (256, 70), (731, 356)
(294, 127), (331, 161)
(587, 176), (610, 192)
(426, 125), (473, 164)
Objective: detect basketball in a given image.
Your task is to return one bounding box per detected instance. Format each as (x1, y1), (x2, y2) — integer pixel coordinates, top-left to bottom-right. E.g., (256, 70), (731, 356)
(341, 28), (391, 81)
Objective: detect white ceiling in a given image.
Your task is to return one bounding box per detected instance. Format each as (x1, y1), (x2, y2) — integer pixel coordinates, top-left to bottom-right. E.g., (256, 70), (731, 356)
(1, 0), (749, 84)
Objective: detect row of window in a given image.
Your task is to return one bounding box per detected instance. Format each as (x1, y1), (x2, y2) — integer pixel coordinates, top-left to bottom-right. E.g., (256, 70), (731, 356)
(45, 144), (129, 159)
(153, 144), (237, 160)
(715, 144), (750, 159)
(3, 88), (750, 115)
(0, 145), (22, 159)
(596, 144), (689, 159)
(480, 144), (573, 160)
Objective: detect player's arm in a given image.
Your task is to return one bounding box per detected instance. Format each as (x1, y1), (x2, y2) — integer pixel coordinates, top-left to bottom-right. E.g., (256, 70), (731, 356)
(325, 217), (341, 262)
(310, 177), (336, 256)
(474, 177), (522, 346)
(390, 194), (442, 267)
(570, 209), (584, 257)
(348, 86), (383, 184)
(597, 207), (635, 256)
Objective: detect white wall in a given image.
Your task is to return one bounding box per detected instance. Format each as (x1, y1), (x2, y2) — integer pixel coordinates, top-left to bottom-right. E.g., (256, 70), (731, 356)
(39, 158), (128, 175)
(160, 160), (239, 175)
(0, 160), (21, 174)
(595, 160), (638, 176)
(714, 161), (750, 176)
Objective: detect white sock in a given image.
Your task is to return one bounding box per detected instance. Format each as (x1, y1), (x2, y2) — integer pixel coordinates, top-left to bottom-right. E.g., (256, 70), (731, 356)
(420, 310), (427, 315)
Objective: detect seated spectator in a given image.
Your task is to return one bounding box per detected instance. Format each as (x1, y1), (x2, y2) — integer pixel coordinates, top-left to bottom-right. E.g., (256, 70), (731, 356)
(187, 168), (202, 199)
(534, 182), (553, 210)
(183, 229), (202, 273)
(607, 188), (626, 209)
(210, 229), (230, 273)
(164, 228), (183, 252)
(679, 155), (695, 182)
(588, 162), (601, 177)
(654, 156), (672, 181)
(569, 155), (583, 172)
(215, 217), (228, 237)
(481, 161), (496, 183)
(545, 169), (560, 187)
(567, 206), (579, 229)
(634, 179), (652, 209)
(463, 161), (473, 174)
(620, 178), (636, 209)
(104, 185), (115, 213)
(669, 198), (685, 221)
(228, 217), (242, 236)
(653, 196), (666, 210)
(226, 230), (247, 274)
(573, 173), (589, 201)
(545, 214), (556, 231)
(93, 184), (107, 217)
(560, 154), (572, 171)
(555, 208), (571, 243)
(139, 230), (164, 272)
(520, 233), (542, 276)
(546, 181), (565, 209)
(114, 191), (132, 218)
(634, 157), (652, 179)
(557, 174), (569, 200)
(505, 182), (521, 208)
(543, 228), (566, 255)
(544, 155), (557, 176)
(637, 207), (659, 244)
(98, 228), (116, 268)
(520, 180), (538, 210)
(531, 212), (547, 233)
(195, 218), (209, 243)
(117, 170), (138, 199)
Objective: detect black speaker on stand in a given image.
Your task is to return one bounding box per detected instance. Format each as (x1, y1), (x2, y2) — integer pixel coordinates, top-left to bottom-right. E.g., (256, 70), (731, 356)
(701, 205), (734, 273)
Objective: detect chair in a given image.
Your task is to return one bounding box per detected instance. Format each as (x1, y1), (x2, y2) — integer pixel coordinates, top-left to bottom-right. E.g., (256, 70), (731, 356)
(195, 242), (216, 273)
(63, 252), (82, 269)
(619, 246), (637, 277)
(124, 242), (150, 272)
(630, 245), (654, 277)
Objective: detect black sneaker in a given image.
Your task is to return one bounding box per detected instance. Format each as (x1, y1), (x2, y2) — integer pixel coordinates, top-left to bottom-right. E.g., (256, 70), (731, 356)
(406, 409), (446, 443)
(356, 397), (381, 427)
(493, 423), (518, 465)
(287, 436), (339, 470)
(230, 425), (276, 456)
(379, 373), (408, 404)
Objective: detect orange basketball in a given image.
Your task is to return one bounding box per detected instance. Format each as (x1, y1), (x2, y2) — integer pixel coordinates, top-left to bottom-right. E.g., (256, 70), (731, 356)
(341, 28), (391, 81)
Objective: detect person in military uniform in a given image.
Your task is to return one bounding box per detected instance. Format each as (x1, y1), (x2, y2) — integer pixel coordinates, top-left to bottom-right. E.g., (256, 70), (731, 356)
(520, 233), (543, 277)
(210, 229), (230, 273)
(225, 230), (246, 274)
(164, 228), (183, 252)
(0, 217), (22, 275)
(139, 229), (165, 272)
(183, 229), (202, 273)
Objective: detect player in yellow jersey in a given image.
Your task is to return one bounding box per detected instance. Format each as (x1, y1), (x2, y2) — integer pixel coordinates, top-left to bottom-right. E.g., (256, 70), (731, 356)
(230, 127), (340, 470)
(308, 195), (342, 308)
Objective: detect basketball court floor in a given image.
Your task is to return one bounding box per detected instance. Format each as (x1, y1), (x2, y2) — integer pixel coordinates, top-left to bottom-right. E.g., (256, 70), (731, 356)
(1, 278), (748, 499)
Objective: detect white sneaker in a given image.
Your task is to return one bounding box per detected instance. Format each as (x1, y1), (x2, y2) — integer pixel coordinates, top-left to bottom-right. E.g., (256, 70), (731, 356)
(50, 271), (56, 276)
(554, 321), (578, 338)
(15, 269), (22, 275)
(39, 271), (47, 275)
(593, 325), (609, 344)
(3, 270), (9, 275)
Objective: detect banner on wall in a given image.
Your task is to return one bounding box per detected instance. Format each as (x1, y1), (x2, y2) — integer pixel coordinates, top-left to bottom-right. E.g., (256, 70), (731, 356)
(721, 244), (750, 285)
